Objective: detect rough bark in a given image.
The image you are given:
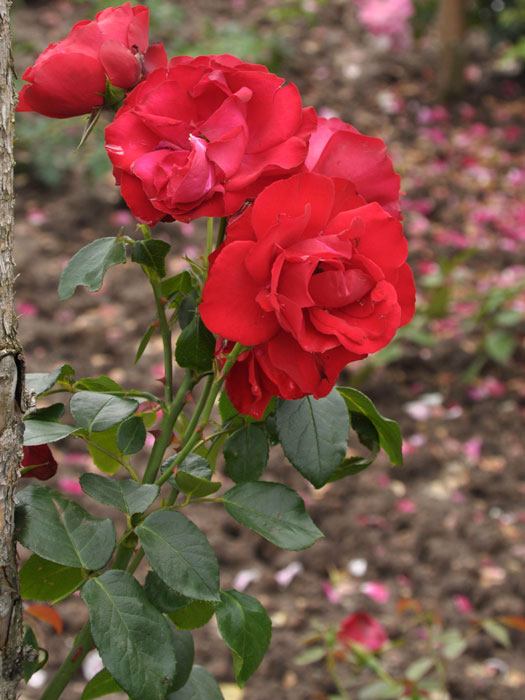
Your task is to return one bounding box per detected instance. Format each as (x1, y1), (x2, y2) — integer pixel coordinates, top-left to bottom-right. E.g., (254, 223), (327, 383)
(0, 0), (25, 697)
(437, 0), (468, 99)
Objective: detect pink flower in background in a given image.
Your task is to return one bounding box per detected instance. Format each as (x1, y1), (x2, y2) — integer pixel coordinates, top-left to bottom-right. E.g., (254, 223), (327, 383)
(453, 594), (474, 616)
(361, 581), (390, 604)
(338, 612), (388, 650)
(355, 0), (414, 48)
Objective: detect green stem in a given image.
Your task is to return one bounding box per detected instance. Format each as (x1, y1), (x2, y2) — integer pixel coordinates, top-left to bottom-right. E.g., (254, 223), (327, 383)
(127, 548), (145, 575)
(40, 624), (94, 700)
(142, 372), (193, 484)
(156, 343), (244, 487)
(216, 217), (227, 247)
(206, 217), (214, 260)
(151, 279), (173, 404)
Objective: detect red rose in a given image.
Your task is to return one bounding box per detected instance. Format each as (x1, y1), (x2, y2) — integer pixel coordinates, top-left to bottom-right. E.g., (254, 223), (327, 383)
(21, 444), (58, 481)
(17, 3), (166, 119)
(337, 612), (388, 651)
(201, 172), (415, 418)
(306, 116), (401, 217)
(105, 54), (316, 223)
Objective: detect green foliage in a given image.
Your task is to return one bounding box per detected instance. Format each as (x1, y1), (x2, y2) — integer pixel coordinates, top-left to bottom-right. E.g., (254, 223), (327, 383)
(175, 315), (216, 372)
(20, 554), (85, 604)
(223, 425), (269, 483)
(136, 511), (220, 602)
(23, 420), (77, 446)
(16, 485), (115, 569)
(81, 669), (123, 699)
(216, 590), (272, 686)
(58, 237), (127, 300)
(338, 388), (403, 466)
(223, 482), (323, 550)
(80, 474), (158, 514)
(117, 416), (147, 455)
(132, 239), (171, 279)
(82, 571), (177, 700)
(167, 666), (224, 699)
(276, 390), (349, 487)
(70, 391), (138, 432)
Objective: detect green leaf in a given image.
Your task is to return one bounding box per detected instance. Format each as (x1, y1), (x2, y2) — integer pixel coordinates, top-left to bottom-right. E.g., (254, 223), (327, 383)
(86, 426), (124, 474)
(58, 237), (126, 300)
(406, 657), (435, 681)
(219, 391), (239, 424)
(216, 590), (271, 686)
(136, 511), (220, 602)
(162, 270), (193, 300)
(327, 456), (374, 483)
(440, 629), (468, 659)
(80, 474), (158, 515)
(174, 453), (220, 498)
(484, 330), (517, 365)
(16, 485), (115, 570)
(338, 387), (403, 466)
(169, 627), (195, 692)
(175, 315), (215, 372)
(276, 390), (349, 488)
(145, 572), (214, 630)
(350, 413), (380, 453)
(23, 420), (77, 446)
(26, 365), (74, 396)
(293, 646), (326, 665)
(223, 482), (323, 551)
(73, 376), (123, 393)
(175, 472), (221, 499)
(169, 600), (216, 630)
(223, 426), (269, 483)
(131, 239), (171, 278)
(144, 571), (190, 613)
(358, 681), (404, 699)
(22, 625), (48, 683)
(20, 554), (84, 603)
(481, 619), (511, 648)
(70, 391), (138, 432)
(117, 416), (146, 455)
(168, 666), (224, 700)
(25, 403), (65, 423)
(82, 571), (176, 700)
(81, 669), (123, 699)
(135, 325), (156, 363)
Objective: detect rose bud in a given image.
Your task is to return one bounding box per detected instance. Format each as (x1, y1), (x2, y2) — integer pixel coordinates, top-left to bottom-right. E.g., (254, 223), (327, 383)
(17, 2), (167, 119)
(337, 612), (388, 651)
(21, 444), (58, 481)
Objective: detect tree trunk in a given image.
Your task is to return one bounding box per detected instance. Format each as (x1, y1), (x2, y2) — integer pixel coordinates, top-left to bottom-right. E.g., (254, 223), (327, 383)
(0, 0), (25, 697)
(437, 0), (468, 99)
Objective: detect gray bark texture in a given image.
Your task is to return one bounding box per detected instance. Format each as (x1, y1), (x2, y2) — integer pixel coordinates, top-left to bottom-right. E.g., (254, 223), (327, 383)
(0, 0), (24, 697)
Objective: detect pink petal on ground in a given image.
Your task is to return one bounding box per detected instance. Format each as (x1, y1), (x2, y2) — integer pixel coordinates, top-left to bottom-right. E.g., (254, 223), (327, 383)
(361, 581), (390, 605)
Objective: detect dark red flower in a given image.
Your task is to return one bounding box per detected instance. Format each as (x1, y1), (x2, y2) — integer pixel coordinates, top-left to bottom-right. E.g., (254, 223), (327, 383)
(201, 172), (415, 417)
(21, 444), (58, 481)
(105, 54), (316, 223)
(17, 2), (166, 118)
(337, 612), (388, 651)
(306, 116), (401, 217)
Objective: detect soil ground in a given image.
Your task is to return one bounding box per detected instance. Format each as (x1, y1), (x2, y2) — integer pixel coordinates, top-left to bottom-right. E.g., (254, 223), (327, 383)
(12, 1), (525, 698)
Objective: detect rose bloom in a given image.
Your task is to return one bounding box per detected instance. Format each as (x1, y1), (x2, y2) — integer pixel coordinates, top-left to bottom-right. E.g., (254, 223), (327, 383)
(21, 444), (58, 481)
(17, 3), (166, 118)
(337, 612), (388, 651)
(105, 54), (316, 223)
(306, 116), (401, 217)
(201, 172), (415, 418)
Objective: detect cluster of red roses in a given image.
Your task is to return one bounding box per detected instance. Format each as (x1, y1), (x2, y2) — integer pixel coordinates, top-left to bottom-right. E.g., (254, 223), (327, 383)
(18, 2), (415, 419)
